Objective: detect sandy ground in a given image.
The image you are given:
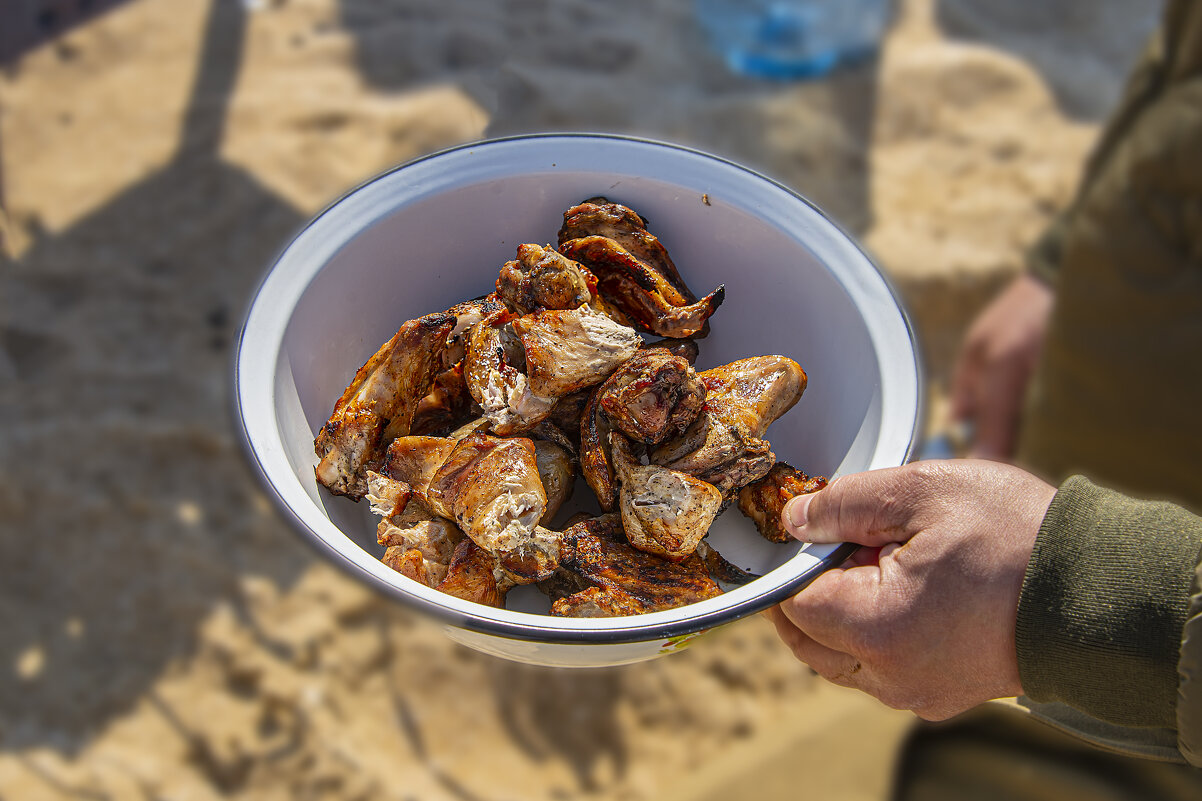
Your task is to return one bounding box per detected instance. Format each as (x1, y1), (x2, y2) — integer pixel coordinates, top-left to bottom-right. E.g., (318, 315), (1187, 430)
(0, 0), (1157, 798)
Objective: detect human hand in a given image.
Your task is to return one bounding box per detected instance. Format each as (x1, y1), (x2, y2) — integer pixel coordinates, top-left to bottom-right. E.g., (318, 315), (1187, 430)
(767, 460), (1055, 720)
(951, 274), (1054, 460)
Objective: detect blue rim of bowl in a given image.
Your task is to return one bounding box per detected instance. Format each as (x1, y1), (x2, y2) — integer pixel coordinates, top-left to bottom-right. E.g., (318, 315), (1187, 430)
(231, 132), (923, 645)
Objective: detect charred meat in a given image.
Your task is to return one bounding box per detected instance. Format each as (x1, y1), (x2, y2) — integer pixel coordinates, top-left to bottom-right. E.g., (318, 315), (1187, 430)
(314, 312), (455, 499)
(597, 348), (706, 445)
(737, 462), (828, 543)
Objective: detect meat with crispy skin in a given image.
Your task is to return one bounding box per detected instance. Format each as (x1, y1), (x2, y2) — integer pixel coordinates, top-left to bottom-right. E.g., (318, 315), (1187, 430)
(597, 348), (706, 445)
(737, 462), (828, 543)
(611, 433), (722, 562)
(558, 198), (696, 302)
(549, 514), (722, 617)
(511, 304), (643, 398)
(435, 538), (513, 608)
(426, 432), (559, 582)
(378, 435), (458, 497)
(559, 236), (724, 339)
(496, 243), (593, 315)
(314, 312), (455, 499)
(652, 355), (807, 497)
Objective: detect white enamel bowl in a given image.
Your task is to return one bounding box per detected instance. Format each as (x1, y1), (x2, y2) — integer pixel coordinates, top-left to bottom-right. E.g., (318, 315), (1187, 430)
(234, 134), (921, 668)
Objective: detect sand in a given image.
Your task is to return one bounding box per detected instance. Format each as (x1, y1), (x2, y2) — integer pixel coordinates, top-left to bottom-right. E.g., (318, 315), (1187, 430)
(0, 0), (1156, 798)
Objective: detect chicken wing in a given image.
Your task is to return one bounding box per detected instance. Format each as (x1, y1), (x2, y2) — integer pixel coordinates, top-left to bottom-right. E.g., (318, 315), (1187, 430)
(511, 304), (643, 398)
(611, 433), (722, 562)
(651, 355), (807, 496)
(314, 312), (455, 499)
(559, 236), (724, 339)
(549, 514), (723, 617)
(737, 462), (828, 543)
(496, 243), (594, 315)
(558, 198), (696, 302)
(427, 432), (559, 582)
(597, 348), (706, 445)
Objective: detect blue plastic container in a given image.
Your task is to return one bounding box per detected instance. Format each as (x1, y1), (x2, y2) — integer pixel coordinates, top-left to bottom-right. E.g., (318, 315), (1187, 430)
(695, 0), (891, 79)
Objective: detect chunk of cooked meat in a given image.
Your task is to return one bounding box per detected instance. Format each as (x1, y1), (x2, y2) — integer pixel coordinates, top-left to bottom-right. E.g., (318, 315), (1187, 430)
(435, 538), (512, 608)
(368, 471), (463, 588)
(651, 355), (807, 497)
(550, 585), (652, 617)
(426, 432), (559, 582)
(533, 439), (575, 525)
(558, 198), (696, 302)
(544, 388), (592, 451)
(650, 410), (776, 498)
(496, 243), (594, 315)
(411, 362), (472, 436)
(597, 348), (706, 445)
(378, 435), (458, 497)
(700, 355), (807, 439)
(559, 236), (724, 338)
(737, 462), (828, 543)
(579, 384), (617, 511)
(511, 304), (643, 398)
(611, 433), (722, 562)
(463, 307), (556, 435)
(314, 312), (455, 499)
(550, 514), (722, 617)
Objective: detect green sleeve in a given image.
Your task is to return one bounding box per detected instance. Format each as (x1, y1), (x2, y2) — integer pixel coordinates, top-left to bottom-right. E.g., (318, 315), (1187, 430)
(1016, 476), (1202, 730)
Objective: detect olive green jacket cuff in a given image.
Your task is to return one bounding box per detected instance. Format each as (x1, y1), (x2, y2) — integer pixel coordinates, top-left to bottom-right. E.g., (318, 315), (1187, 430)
(1015, 476), (1202, 761)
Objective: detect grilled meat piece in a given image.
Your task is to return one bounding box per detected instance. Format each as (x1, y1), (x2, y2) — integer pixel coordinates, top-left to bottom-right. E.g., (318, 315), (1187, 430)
(559, 236), (724, 338)
(598, 348), (706, 445)
(550, 585), (652, 617)
(533, 439), (575, 525)
(701, 355), (807, 439)
(737, 462), (828, 543)
(611, 433), (722, 562)
(435, 538), (513, 608)
(379, 435), (458, 497)
(558, 198), (696, 302)
(496, 243), (594, 315)
(512, 304), (643, 398)
(579, 385), (617, 511)
(464, 307), (556, 435)
(550, 514), (722, 617)
(314, 312), (455, 500)
(368, 471), (464, 588)
(427, 433), (559, 582)
(652, 355), (807, 497)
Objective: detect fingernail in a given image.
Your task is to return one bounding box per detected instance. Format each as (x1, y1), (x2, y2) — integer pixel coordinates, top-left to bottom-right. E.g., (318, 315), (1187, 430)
(785, 494), (812, 528)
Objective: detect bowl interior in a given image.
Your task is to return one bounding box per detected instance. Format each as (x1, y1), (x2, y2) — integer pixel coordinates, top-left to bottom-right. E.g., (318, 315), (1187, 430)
(239, 135), (919, 638)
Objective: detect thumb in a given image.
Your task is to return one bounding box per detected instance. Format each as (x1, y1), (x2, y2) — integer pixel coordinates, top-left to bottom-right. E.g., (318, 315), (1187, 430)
(782, 467), (921, 546)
